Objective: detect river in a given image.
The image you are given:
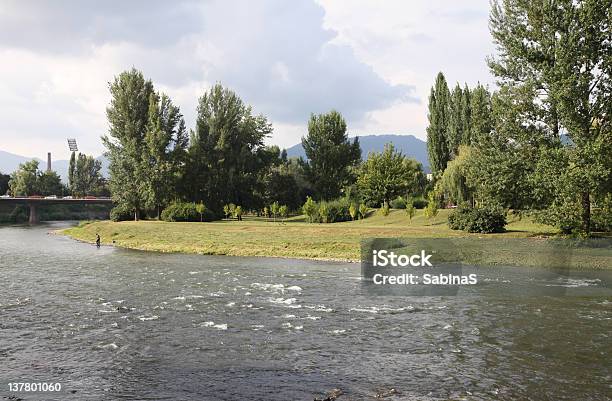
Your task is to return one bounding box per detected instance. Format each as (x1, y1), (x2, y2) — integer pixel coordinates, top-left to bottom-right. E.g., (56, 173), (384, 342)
(0, 223), (610, 400)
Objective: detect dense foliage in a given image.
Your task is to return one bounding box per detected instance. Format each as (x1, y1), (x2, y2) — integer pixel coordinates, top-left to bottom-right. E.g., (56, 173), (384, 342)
(448, 205), (507, 233)
(8, 160), (64, 196)
(357, 144), (425, 207)
(160, 202), (199, 222)
(300, 110), (361, 200)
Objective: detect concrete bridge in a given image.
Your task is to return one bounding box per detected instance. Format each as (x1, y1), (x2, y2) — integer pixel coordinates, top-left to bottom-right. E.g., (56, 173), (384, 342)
(0, 197), (113, 224)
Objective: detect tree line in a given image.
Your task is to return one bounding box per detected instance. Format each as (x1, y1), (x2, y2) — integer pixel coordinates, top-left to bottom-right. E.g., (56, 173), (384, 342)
(428, 0), (611, 236)
(104, 69), (427, 222)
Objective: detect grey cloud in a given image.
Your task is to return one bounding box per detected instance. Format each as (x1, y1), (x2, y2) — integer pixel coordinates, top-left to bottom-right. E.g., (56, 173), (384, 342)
(0, 0), (413, 141)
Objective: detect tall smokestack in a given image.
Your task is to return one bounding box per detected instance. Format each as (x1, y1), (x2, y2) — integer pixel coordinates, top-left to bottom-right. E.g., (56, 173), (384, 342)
(47, 152), (51, 172)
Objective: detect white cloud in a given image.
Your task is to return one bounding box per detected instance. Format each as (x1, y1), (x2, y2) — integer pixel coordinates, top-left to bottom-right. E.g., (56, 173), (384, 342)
(0, 0), (495, 161)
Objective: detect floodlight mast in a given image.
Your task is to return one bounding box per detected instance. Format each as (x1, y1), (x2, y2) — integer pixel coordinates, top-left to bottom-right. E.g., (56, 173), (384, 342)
(67, 138), (78, 152)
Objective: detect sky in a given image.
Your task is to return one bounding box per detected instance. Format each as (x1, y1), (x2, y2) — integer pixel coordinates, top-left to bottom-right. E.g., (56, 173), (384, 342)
(0, 0), (495, 161)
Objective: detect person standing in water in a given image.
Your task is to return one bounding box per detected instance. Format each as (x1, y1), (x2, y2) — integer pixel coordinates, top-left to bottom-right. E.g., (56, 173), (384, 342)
(96, 234), (101, 248)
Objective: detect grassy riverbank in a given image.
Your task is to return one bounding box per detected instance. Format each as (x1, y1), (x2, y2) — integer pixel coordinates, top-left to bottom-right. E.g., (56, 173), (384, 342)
(62, 209), (583, 260)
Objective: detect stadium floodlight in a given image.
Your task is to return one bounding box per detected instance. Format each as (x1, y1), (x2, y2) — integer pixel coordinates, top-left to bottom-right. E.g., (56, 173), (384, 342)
(67, 138), (78, 152)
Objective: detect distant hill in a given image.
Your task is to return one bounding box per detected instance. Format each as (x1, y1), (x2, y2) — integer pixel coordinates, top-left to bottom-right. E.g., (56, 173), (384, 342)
(286, 134), (430, 172)
(0, 150), (108, 183)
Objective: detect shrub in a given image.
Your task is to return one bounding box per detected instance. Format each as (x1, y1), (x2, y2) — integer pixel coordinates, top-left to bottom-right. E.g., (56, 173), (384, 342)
(325, 198), (352, 223)
(409, 196), (428, 209)
(110, 204), (133, 221)
(379, 201), (390, 216)
(195, 202), (206, 222)
(423, 192), (438, 221)
(405, 201), (416, 220)
(270, 201), (280, 221)
(303, 196), (319, 223)
(359, 203), (369, 220)
(448, 205), (506, 233)
(319, 202), (330, 223)
(349, 203), (357, 220)
(390, 196), (407, 209)
(160, 201), (198, 222)
(234, 205), (243, 221)
(279, 205), (288, 220)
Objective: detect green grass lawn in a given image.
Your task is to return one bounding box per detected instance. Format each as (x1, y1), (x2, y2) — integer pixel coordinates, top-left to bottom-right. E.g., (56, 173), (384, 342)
(62, 209), (564, 262)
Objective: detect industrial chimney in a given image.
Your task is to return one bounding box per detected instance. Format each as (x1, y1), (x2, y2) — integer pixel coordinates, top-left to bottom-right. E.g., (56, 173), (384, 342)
(47, 152), (52, 172)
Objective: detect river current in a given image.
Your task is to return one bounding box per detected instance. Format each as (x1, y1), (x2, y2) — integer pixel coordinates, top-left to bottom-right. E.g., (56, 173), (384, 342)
(0, 223), (610, 400)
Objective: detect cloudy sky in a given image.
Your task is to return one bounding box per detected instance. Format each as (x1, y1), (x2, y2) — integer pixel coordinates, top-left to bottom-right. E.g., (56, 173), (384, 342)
(0, 0), (495, 160)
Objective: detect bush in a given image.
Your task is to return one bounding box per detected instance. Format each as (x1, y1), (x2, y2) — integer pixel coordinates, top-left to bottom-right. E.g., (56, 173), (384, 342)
(405, 201), (416, 220)
(110, 204), (133, 222)
(390, 196), (407, 209)
(160, 202), (199, 222)
(448, 205), (506, 233)
(409, 196), (428, 209)
(359, 203), (369, 219)
(303, 196), (319, 223)
(326, 198), (352, 223)
(379, 201), (390, 216)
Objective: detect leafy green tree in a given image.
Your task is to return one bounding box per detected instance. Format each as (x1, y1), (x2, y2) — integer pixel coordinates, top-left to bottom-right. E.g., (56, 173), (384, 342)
(223, 204), (232, 219)
(103, 68), (155, 221)
(234, 205), (243, 221)
(9, 160), (40, 196)
(405, 201), (416, 220)
(184, 84), (272, 214)
(270, 201), (280, 222)
(36, 171), (63, 196)
(279, 204), (288, 221)
(447, 84), (465, 158)
(357, 144), (425, 206)
(195, 202), (206, 222)
(358, 203), (369, 220)
(302, 196), (318, 223)
(8, 160), (63, 196)
(437, 145), (475, 206)
(426, 72), (451, 175)
(0, 172), (11, 195)
(460, 84), (472, 145)
(300, 110), (361, 200)
(469, 84), (492, 142)
(71, 153), (105, 197)
(489, 0), (611, 234)
(143, 92), (188, 218)
(423, 192), (439, 223)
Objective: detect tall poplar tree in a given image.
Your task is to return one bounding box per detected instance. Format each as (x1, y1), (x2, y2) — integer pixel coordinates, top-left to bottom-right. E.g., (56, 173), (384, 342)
(103, 68), (154, 221)
(426, 72), (451, 175)
(447, 83), (464, 158)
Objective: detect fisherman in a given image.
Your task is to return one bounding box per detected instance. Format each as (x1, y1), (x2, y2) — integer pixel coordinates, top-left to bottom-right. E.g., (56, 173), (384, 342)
(96, 234), (101, 248)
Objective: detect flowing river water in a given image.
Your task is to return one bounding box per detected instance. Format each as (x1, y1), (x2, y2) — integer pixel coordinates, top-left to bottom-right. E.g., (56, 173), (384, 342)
(0, 223), (610, 400)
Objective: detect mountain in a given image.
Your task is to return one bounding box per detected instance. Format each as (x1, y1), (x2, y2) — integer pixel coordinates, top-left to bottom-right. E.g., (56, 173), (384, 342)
(285, 134), (430, 172)
(0, 150), (108, 183)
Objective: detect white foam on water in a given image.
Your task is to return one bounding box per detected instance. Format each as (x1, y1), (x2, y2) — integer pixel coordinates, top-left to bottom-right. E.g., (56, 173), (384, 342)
(172, 296), (186, 301)
(546, 278), (602, 288)
(213, 323), (227, 330)
(281, 322), (293, 328)
(226, 302), (236, 307)
(101, 343), (118, 350)
(331, 329), (346, 334)
(210, 291), (226, 297)
(305, 304), (333, 312)
(282, 314), (296, 319)
(269, 297), (297, 305)
(201, 321), (215, 327)
(294, 325), (304, 330)
(138, 315), (159, 321)
(303, 315), (321, 320)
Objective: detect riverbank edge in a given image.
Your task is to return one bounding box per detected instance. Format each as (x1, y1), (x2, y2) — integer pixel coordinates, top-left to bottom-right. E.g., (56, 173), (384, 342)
(58, 221), (612, 270)
(54, 229), (358, 263)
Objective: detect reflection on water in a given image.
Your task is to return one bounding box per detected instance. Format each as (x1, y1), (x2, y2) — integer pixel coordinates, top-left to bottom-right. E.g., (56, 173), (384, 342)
(0, 223), (610, 400)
